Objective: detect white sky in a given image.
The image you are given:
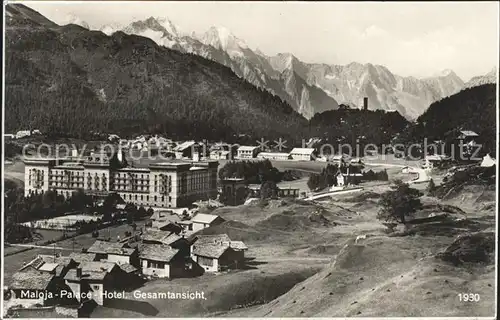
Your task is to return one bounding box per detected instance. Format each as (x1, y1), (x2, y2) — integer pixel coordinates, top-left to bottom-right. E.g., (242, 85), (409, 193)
(21, 1), (499, 81)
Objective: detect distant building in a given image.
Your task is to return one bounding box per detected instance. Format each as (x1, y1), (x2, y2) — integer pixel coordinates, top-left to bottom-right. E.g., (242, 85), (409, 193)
(335, 167), (363, 187)
(424, 154), (450, 169)
(16, 130), (31, 139)
(191, 213), (225, 232)
(289, 148), (315, 161)
(455, 130), (480, 160)
(190, 234), (247, 272)
(246, 184), (300, 198)
(256, 152), (290, 161)
(330, 153), (351, 165)
(219, 178), (247, 205)
(210, 150), (231, 160)
(173, 141), (197, 159)
(237, 146), (260, 159)
(480, 154), (496, 167)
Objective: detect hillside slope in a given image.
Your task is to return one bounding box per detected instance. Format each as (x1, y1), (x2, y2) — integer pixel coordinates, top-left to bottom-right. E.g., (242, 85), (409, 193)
(396, 84), (497, 155)
(5, 4), (309, 142)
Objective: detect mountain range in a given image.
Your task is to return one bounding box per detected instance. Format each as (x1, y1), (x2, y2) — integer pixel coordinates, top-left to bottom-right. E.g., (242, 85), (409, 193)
(60, 15), (496, 120)
(5, 4), (313, 142)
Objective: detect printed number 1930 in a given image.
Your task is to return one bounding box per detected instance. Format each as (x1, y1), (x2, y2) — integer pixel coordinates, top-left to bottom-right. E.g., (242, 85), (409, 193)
(458, 293), (480, 302)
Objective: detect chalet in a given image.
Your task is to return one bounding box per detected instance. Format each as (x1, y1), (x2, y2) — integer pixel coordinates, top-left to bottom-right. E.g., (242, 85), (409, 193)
(190, 234), (247, 272)
(237, 146), (260, 159)
(256, 152), (290, 161)
(289, 148), (315, 161)
(64, 261), (122, 306)
(191, 213), (225, 232)
(86, 240), (139, 266)
(139, 244), (185, 279)
(142, 230), (191, 256)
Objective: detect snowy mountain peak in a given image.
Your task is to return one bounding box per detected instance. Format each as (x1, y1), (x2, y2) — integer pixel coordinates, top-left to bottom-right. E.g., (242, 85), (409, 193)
(155, 16), (182, 37)
(201, 26), (248, 56)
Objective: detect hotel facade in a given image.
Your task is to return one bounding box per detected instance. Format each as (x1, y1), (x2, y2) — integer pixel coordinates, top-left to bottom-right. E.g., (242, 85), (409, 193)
(24, 151), (218, 208)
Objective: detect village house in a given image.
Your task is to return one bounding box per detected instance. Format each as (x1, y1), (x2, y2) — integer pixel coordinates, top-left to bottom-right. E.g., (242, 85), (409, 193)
(150, 210), (185, 234)
(86, 240), (139, 266)
(142, 229), (191, 256)
(191, 213), (225, 232)
(289, 148), (315, 161)
(64, 261), (123, 306)
(9, 269), (60, 306)
(237, 146), (260, 159)
(20, 254), (79, 285)
(190, 234), (247, 272)
(139, 244), (186, 279)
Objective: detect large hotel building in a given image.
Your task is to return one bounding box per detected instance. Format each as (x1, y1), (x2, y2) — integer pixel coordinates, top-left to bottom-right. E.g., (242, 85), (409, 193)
(24, 150), (218, 208)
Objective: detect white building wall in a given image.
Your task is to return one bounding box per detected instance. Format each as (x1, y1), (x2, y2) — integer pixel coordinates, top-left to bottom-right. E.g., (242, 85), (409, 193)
(141, 259), (170, 278)
(106, 254), (130, 264)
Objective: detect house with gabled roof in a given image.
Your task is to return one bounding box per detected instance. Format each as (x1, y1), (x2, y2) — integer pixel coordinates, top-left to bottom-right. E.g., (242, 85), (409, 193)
(63, 261), (126, 306)
(139, 244), (186, 279)
(191, 213), (225, 232)
(87, 240), (139, 266)
(9, 269), (60, 305)
(190, 234), (247, 272)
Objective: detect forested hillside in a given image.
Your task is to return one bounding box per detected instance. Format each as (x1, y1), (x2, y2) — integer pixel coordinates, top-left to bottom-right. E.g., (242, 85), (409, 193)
(5, 4), (309, 143)
(309, 107), (409, 146)
(397, 84), (497, 154)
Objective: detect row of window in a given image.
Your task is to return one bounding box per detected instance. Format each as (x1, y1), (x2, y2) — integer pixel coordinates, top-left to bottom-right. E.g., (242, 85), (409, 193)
(119, 193), (171, 203)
